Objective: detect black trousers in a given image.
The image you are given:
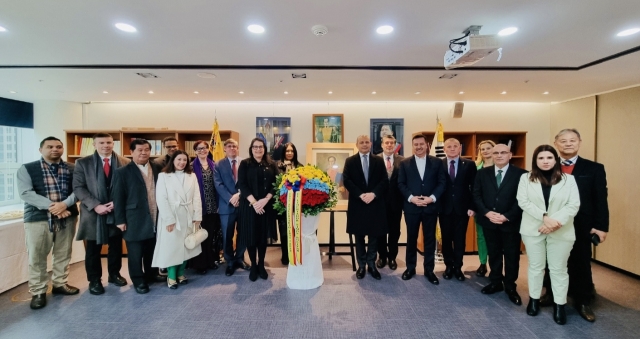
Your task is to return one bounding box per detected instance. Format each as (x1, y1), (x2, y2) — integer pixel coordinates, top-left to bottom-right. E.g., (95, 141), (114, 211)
(405, 212), (437, 272)
(85, 232), (123, 282)
(483, 227), (521, 291)
(277, 215), (289, 261)
(377, 207), (403, 261)
(439, 213), (470, 269)
(125, 237), (157, 286)
(189, 213), (221, 270)
(354, 235), (378, 268)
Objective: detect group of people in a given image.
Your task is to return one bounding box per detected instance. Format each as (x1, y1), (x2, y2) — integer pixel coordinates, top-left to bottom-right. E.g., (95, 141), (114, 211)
(17, 128), (608, 326)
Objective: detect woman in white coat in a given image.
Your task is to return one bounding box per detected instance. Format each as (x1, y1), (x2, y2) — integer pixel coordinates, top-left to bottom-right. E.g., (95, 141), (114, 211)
(152, 150), (202, 289)
(517, 145), (580, 325)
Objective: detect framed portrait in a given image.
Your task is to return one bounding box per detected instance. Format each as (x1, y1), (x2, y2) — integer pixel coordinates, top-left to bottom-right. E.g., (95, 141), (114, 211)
(306, 143), (357, 205)
(256, 117), (291, 160)
(312, 113), (344, 143)
(370, 118), (404, 156)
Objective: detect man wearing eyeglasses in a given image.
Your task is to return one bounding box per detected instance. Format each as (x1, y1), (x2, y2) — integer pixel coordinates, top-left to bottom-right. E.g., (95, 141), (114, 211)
(473, 144), (527, 306)
(153, 136), (179, 168)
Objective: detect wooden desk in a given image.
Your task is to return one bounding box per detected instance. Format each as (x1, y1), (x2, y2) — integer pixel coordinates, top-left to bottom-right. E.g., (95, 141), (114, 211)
(321, 207), (356, 271)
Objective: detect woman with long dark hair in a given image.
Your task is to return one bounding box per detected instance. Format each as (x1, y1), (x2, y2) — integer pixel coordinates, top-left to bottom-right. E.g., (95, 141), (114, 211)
(517, 145), (580, 324)
(275, 142), (302, 265)
(236, 138), (278, 281)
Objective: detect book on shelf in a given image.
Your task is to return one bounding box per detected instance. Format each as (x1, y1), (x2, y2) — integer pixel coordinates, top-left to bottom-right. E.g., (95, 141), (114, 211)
(148, 140), (156, 155)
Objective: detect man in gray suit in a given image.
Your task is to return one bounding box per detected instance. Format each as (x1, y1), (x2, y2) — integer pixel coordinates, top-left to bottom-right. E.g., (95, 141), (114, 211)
(73, 133), (130, 295)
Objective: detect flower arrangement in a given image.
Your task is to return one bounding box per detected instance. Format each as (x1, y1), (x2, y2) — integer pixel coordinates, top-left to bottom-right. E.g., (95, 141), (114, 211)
(273, 165), (338, 217)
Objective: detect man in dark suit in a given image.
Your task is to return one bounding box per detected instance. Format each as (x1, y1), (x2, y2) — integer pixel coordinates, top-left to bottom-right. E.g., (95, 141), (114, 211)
(439, 138), (477, 281)
(153, 136), (178, 168)
(541, 128), (608, 322)
(473, 143), (527, 305)
(376, 135), (404, 271)
(213, 138), (250, 276)
(343, 135), (389, 280)
(113, 139), (164, 294)
(73, 133), (130, 295)
(397, 134), (446, 284)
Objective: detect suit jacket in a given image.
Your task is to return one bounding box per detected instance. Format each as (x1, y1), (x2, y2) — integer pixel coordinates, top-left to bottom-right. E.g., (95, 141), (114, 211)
(342, 153), (389, 236)
(113, 161), (162, 242)
(473, 165), (527, 232)
(440, 157), (477, 215)
(73, 152), (130, 241)
(517, 173), (580, 241)
(571, 156), (609, 234)
(378, 153), (404, 211)
(214, 157), (241, 215)
(397, 155), (447, 215)
(153, 155), (170, 169)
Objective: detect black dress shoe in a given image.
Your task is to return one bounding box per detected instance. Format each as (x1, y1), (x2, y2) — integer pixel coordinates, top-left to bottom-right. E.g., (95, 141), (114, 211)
(368, 267), (382, 280)
(258, 265), (268, 280)
(51, 284), (80, 295)
(148, 275), (167, 283)
(539, 292), (554, 307)
(355, 267), (366, 279)
(481, 283), (504, 294)
(134, 283), (150, 294)
(108, 275), (127, 287)
(89, 281), (105, 295)
(388, 259), (398, 270)
(576, 304), (596, 322)
(443, 267), (453, 280)
(526, 298), (540, 316)
(249, 266), (259, 281)
(553, 303), (567, 325)
(506, 289), (522, 305)
(236, 261), (251, 270)
(210, 262), (219, 270)
(454, 269), (465, 281)
(476, 264), (488, 277)
(225, 265), (235, 276)
(376, 258), (386, 269)
(425, 272), (439, 285)
(401, 269), (416, 281)
(30, 294), (46, 309)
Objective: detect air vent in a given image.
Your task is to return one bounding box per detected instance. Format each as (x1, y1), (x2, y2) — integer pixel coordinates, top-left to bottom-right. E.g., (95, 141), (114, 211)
(291, 73), (307, 79)
(136, 72), (159, 78)
(439, 74), (458, 79)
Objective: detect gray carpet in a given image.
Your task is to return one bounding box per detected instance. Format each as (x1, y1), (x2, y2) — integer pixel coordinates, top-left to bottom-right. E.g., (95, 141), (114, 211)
(1, 247), (639, 339)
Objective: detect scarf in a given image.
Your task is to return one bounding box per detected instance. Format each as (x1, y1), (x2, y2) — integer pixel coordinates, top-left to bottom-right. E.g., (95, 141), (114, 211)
(94, 152), (117, 244)
(40, 158), (71, 232)
(192, 157), (215, 213)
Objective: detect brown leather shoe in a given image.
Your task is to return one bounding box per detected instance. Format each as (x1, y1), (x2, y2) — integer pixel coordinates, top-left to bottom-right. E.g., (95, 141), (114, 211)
(51, 284), (79, 295)
(577, 304), (596, 322)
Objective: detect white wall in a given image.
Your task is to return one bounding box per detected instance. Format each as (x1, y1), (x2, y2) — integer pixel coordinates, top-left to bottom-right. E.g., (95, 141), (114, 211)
(33, 100), (83, 161)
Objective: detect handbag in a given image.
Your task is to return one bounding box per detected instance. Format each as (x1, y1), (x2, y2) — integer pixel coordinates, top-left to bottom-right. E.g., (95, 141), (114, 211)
(184, 223), (208, 250)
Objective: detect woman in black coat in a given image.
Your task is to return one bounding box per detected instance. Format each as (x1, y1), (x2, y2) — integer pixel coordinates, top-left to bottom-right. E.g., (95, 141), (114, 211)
(275, 142), (302, 265)
(236, 138), (278, 281)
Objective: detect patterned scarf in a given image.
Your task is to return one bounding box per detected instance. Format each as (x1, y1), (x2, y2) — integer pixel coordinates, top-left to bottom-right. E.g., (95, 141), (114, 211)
(40, 158), (71, 232)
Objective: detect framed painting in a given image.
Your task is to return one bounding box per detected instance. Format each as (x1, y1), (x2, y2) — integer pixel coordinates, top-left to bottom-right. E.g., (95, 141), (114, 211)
(312, 113), (344, 143)
(256, 117), (291, 160)
(306, 142), (357, 204)
(370, 118), (404, 156)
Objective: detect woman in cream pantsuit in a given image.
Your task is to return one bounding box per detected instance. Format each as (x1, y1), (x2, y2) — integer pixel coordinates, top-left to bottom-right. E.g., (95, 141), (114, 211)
(152, 150), (203, 289)
(517, 145), (580, 325)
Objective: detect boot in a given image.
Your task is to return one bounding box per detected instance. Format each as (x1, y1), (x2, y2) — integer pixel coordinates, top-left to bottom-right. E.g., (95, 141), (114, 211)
(526, 298), (540, 316)
(553, 303), (567, 325)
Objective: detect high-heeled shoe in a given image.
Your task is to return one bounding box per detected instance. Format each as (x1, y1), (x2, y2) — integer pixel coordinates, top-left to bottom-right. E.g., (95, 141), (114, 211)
(167, 278), (178, 289)
(177, 276), (188, 285)
(526, 297), (540, 316)
(249, 266), (259, 281)
(553, 303), (567, 325)
(258, 265), (268, 280)
(475, 264), (487, 277)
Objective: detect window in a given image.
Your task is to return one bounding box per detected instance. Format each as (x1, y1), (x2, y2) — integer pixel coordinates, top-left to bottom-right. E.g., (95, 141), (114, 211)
(0, 126), (35, 207)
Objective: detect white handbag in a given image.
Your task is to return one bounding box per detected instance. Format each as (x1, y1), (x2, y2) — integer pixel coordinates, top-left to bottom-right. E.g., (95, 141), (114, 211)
(184, 224), (208, 250)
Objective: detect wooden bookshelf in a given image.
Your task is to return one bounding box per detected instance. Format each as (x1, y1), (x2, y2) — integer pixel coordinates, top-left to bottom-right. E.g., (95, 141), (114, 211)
(64, 130), (122, 163)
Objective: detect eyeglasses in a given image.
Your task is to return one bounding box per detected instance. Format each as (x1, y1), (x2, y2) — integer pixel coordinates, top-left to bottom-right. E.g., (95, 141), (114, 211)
(492, 151), (510, 155)
(164, 145), (178, 149)
(196, 147), (208, 151)
(252, 146), (264, 149)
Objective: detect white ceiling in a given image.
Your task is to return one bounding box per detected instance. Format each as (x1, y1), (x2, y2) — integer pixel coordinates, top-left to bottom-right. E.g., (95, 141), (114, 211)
(1, 0), (639, 103)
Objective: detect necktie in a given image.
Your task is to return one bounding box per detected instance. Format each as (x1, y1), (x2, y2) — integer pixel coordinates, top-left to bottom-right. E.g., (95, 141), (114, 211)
(362, 155), (369, 184)
(386, 156), (392, 171)
(496, 169), (503, 187)
(103, 158), (110, 177)
(232, 159), (237, 182)
(562, 159), (573, 166)
(449, 160), (456, 180)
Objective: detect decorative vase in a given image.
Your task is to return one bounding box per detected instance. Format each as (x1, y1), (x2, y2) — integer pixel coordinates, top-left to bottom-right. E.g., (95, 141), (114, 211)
(286, 214), (324, 290)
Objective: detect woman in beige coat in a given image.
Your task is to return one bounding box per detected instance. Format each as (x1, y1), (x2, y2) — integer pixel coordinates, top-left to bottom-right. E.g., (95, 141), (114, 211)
(152, 150), (202, 289)
(517, 145), (580, 325)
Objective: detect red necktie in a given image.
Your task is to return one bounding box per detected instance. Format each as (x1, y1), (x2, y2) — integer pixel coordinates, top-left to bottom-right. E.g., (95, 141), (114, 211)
(103, 158), (111, 177)
(232, 159), (237, 182)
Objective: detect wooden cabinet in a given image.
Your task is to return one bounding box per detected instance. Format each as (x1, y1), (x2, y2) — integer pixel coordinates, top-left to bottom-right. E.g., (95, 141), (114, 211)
(64, 130), (122, 164)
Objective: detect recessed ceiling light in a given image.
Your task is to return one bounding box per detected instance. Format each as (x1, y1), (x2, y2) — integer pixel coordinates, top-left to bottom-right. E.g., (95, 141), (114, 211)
(376, 25), (394, 34)
(115, 23), (137, 33)
(103, 91), (108, 94)
(543, 91), (549, 95)
(248, 25), (265, 34)
(328, 91), (333, 94)
(414, 92), (421, 95)
(196, 72), (216, 79)
(238, 91), (244, 94)
(0, 26), (7, 32)
(498, 27), (518, 36)
(617, 28), (640, 37)
(9, 90), (17, 94)
(372, 91), (377, 94)
(501, 91), (507, 94)
(148, 90), (154, 94)
(194, 91), (199, 94)
(459, 91), (464, 94)
(284, 91), (288, 94)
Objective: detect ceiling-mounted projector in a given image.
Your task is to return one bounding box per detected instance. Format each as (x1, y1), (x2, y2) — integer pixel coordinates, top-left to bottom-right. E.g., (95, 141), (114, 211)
(444, 25), (501, 70)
